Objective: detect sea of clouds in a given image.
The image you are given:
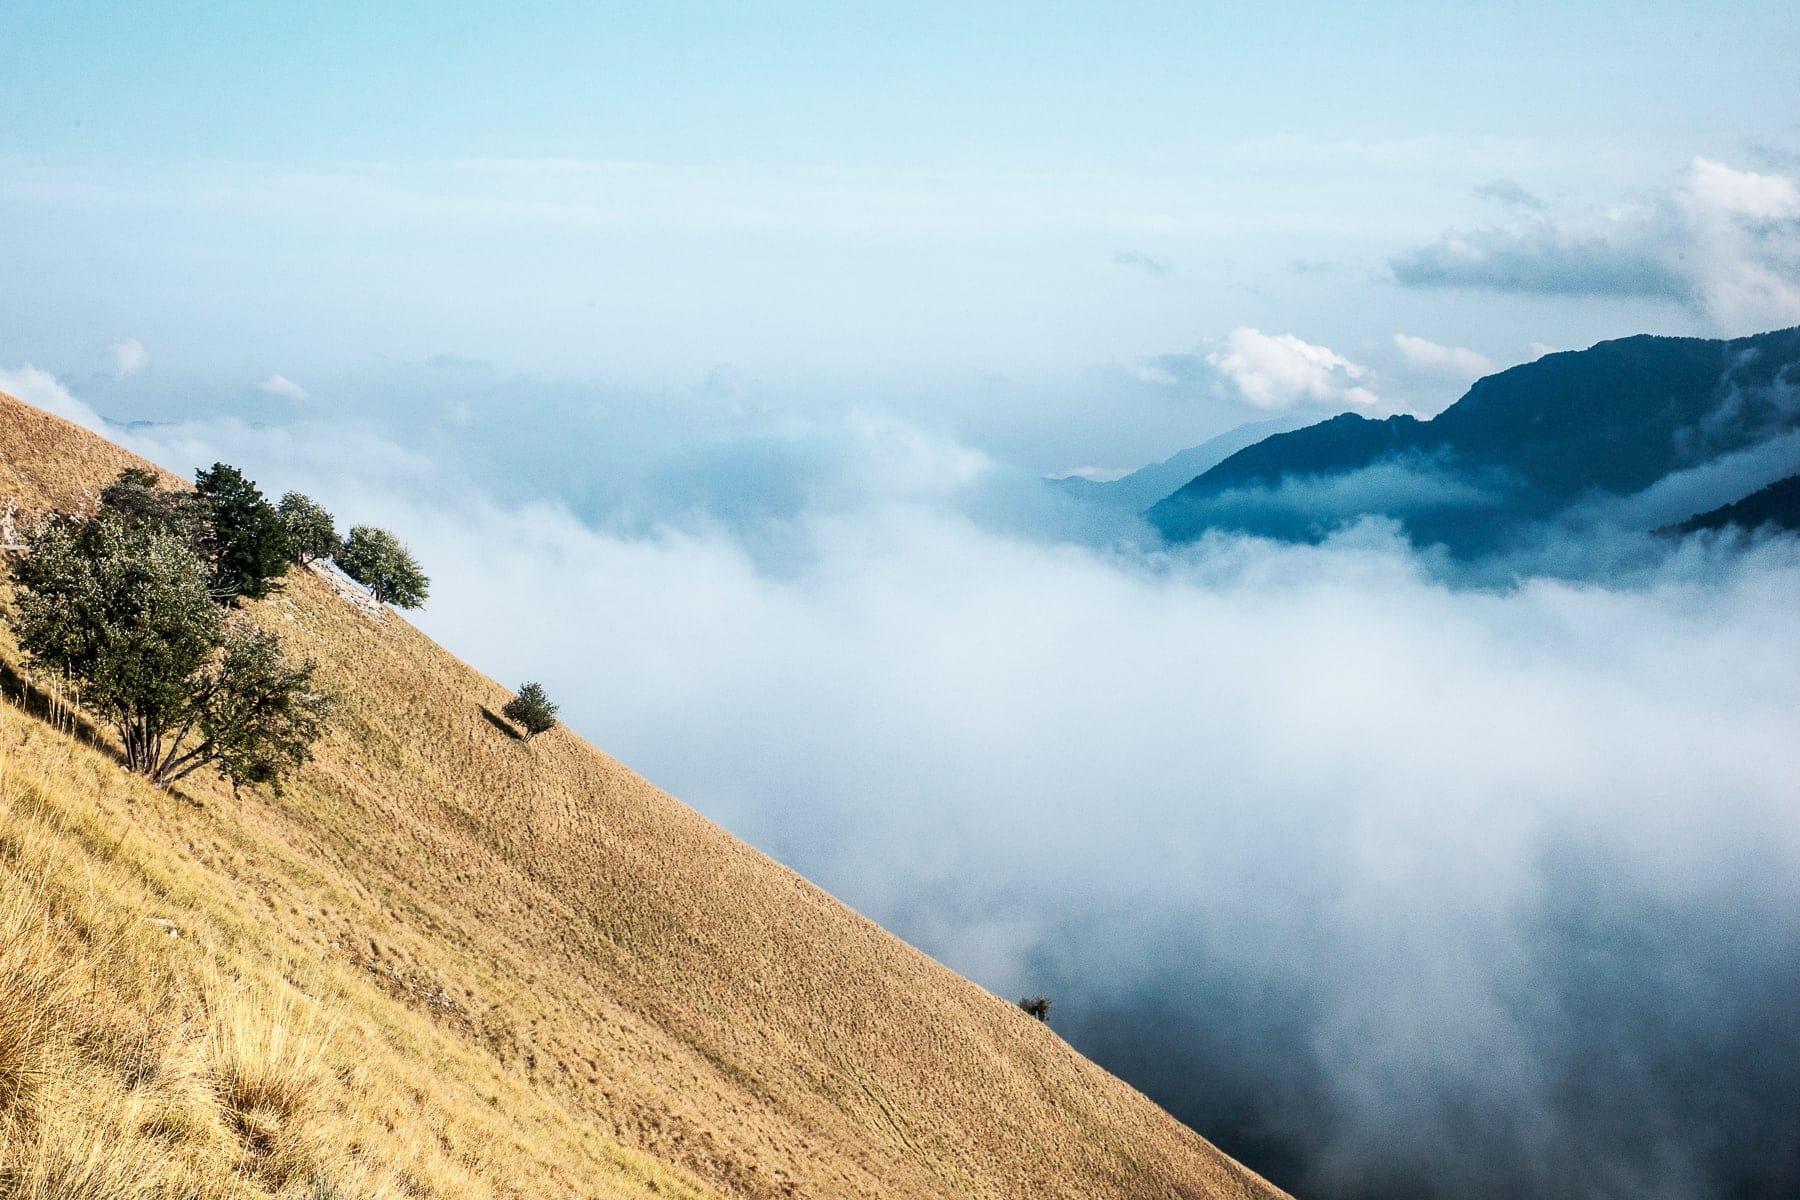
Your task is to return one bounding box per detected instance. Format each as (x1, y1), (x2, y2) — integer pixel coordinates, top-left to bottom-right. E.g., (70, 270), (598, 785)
(7, 357), (1799, 1199)
(10, 271), (1800, 1200)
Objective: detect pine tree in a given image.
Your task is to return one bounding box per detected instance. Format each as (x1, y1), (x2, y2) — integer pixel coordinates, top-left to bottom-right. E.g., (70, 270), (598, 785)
(195, 462), (289, 602)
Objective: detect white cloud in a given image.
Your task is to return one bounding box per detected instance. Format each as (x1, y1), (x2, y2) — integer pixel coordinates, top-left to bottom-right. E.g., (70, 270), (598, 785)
(0, 364), (109, 433)
(1393, 333), (1494, 380)
(1682, 156), (1800, 221)
(1130, 363), (1180, 387)
(1206, 327), (1380, 411)
(1394, 157), (1800, 334)
(256, 374), (309, 401)
(108, 337), (148, 378)
(1672, 157), (1800, 333)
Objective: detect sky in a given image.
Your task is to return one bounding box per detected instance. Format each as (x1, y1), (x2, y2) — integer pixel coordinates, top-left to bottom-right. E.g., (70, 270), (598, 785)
(6, 7), (1800, 1199)
(5, 2), (1800, 470)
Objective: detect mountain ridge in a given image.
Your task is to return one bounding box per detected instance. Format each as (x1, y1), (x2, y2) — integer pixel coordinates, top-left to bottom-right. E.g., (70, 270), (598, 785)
(1148, 328), (1800, 550)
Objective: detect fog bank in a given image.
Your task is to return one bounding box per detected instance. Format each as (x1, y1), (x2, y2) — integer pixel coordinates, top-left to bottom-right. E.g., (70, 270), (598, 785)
(104, 400), (1800, 1200)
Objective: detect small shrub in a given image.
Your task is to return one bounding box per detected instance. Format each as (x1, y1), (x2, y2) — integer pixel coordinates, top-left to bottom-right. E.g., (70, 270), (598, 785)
(1018, 995), (1052, 1023)
(501, 682), (558, 744)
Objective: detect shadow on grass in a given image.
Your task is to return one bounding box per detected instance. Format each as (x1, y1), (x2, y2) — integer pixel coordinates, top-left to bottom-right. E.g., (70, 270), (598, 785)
(0, 660), (123, 765)
(0, 662), (205, 804)
(479, 706), (524, 741)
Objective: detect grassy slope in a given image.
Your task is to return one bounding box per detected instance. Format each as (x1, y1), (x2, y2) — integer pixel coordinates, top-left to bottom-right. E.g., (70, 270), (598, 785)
(0, 391), (1288, 1200)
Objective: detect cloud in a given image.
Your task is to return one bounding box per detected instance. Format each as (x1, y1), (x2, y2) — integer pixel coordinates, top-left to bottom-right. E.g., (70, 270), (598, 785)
(1390, 223), (1687, 299)
(0, 364), (109, 433)
(381, 467), (1797, 1200)
(1393, 333), (1494, 379)
(1130, 362), (1182, 387)
(1393, 158), (1800, 332)
(107, 337), (148, 378)
(1048, 465), (1133, 482)
(1474, 179), (1547, 212)
(1111, 249), (1172, 277)
(1207, 327), (1380, 411)
(63, 373), (1800, 1200)
(256, 374), (310, 401)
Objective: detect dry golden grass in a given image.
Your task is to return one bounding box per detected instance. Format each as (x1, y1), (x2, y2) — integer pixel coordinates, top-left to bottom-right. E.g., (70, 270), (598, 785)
(0, 389), (1290, 1200)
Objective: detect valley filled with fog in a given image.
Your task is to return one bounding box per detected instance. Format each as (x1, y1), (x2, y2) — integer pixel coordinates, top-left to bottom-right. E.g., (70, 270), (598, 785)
(14, 359), (1797, 1199)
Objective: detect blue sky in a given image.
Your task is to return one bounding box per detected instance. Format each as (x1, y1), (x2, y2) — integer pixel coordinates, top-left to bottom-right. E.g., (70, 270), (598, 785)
(5, 2), (1799, 473)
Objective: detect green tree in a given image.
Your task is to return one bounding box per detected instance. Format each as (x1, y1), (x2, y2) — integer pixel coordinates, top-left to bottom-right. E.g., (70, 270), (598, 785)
(202, 625), (332, 793)
(10, 516), (329, 791)
(501, 681), (558, 743)
(1018, 996), (1052, 1023)
(335, 525), (429, 608)
(194, 463), (289, 602)
(99, 466), (209, 550)
(277, 492), (338, 565)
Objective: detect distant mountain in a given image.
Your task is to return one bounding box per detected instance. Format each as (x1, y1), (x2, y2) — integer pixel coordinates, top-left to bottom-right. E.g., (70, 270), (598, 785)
(1667, 471), (1800, 536)
(1052, 417), (1310, 513)
(1148, 327), (1800, 553)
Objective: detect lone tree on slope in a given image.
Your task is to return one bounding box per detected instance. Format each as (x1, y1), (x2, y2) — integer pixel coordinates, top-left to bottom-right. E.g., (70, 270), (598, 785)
(11, 515), (330, 791)
(194, 462), (290, 602)
(1018, 996), (1052, 1023)
(335, 525), (429, 608)
(277, 491), (339, 565)
(502, 682), (558, 743)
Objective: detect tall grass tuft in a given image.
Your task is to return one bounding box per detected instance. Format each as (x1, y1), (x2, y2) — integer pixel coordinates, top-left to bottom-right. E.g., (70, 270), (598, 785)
(0, 878), (75, 1122)
(0, 1096), (160, 1200)
(204, 981), (332, 1186)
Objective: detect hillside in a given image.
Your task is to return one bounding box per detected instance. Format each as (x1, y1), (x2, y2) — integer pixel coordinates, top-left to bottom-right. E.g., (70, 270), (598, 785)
(1666, 471), (1800, 536)
(1148, 327), (1800, 551)
(0, 389), (1288, 1200)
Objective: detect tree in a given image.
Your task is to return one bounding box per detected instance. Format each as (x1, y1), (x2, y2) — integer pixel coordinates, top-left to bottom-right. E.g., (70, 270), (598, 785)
(502, 681), (558, 743)
(10, 515), (329, 792)
(202, 625), (332, 793)
(99, 466), (209, 549)
(277, 492), (338, 565)
(1018, 996), (1052, 1023)
(335, 525), (429, 608)
(194, 463), (289, 602)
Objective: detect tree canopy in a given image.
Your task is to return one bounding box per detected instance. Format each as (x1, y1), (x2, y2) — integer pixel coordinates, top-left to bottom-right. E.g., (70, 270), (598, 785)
(99, 465), (209, 547)
(277, 491), (339, 565)
(335, 525), (429, 608)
